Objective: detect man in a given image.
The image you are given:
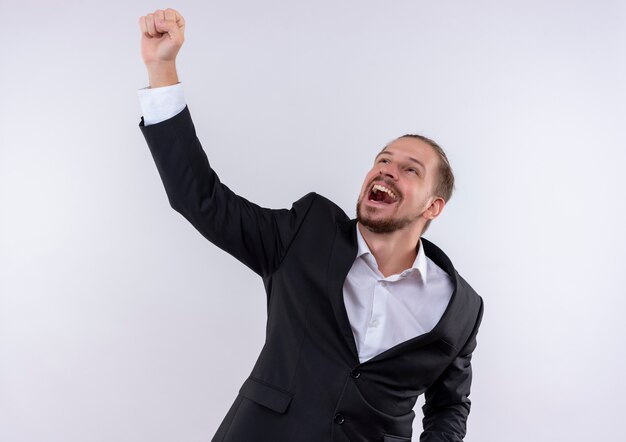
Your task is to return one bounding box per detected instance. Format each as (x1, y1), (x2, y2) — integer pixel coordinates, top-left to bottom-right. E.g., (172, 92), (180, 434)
(137, 8), (483, 442)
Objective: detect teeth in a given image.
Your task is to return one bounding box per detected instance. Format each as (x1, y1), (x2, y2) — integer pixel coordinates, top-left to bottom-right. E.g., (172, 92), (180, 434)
(372, 184), (397, 200)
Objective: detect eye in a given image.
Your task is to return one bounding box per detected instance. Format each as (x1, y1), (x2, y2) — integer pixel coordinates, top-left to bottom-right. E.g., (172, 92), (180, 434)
(407, 167), (418, 175)
(378, 158), (390, 164)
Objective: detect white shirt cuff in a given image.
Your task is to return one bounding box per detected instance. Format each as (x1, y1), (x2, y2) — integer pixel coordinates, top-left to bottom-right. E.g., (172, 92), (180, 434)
(137, 82), (186, 126)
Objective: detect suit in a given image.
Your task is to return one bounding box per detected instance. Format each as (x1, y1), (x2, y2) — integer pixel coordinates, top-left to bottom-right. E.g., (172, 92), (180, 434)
(139, 105), (484, 442)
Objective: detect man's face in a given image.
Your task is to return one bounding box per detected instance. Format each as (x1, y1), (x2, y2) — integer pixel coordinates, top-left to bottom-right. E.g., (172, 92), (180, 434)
(356, 137), (442, 234)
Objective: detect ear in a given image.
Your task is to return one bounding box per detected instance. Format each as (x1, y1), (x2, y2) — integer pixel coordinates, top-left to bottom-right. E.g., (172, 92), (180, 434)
(423, 197), (445, 221)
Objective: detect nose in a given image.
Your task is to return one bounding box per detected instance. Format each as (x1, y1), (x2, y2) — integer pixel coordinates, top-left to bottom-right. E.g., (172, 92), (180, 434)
(379, 164), (398, 181)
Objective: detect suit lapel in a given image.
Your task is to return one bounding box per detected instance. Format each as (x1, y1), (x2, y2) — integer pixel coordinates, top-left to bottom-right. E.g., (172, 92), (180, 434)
(326, 219), (360, 362)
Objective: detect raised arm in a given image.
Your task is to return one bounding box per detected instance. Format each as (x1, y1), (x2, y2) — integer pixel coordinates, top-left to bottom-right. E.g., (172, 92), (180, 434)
(137, 9), (316, 277)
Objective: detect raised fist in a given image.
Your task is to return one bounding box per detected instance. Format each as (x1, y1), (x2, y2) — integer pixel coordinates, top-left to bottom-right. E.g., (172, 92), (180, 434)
(139, 8), (186, 66)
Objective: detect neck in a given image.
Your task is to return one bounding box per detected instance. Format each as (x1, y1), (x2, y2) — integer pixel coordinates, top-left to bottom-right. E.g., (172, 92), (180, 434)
(357, 222), (422, 277)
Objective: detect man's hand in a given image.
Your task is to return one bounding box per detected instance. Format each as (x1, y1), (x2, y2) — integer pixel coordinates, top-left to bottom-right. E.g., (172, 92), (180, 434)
(139, 8), (186, 88)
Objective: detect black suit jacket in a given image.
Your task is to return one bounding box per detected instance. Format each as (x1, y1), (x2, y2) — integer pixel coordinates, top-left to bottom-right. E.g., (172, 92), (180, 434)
(139, 106), (484, 442)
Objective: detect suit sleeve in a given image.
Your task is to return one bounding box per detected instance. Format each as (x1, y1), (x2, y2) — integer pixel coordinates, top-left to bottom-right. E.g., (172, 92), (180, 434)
(420, 297), (484, 442)
(139, 105), (315, 277)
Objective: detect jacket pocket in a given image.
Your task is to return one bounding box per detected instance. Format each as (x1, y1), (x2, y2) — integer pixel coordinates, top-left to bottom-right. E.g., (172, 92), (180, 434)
(239, 377), (293, 414)
(383, 435), (411, 442)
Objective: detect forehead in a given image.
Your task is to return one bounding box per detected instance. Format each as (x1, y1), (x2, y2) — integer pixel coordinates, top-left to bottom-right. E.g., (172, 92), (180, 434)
(378, 137), (439, 168)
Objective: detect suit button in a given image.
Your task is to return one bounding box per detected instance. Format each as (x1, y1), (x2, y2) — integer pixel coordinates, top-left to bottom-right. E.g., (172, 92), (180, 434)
(350, 369), (361, 379)
(334, 413), (345, 425)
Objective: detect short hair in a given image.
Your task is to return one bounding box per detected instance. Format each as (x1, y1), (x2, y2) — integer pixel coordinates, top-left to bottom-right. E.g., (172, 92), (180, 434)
(396, 134), (455, 234)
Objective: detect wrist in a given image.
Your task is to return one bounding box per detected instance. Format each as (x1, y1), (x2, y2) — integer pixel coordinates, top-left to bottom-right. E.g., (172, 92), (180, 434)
(145, 61), (179, 88)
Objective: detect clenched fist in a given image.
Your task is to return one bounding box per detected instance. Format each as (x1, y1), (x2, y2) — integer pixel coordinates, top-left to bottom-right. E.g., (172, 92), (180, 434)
(139, 8), (186, 87)
(139, 8), (185, 64)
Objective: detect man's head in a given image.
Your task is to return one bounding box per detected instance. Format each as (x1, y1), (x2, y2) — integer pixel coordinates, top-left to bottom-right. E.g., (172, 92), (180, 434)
(356, 134), (455, 236)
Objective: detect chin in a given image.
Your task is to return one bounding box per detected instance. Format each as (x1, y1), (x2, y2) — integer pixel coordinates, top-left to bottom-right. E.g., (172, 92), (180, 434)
(356, 200), (413, 234)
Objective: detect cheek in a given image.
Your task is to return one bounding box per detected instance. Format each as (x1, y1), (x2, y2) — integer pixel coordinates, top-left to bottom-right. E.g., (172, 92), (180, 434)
(361, 170), (377, 191)
(402, 190), (424, 207)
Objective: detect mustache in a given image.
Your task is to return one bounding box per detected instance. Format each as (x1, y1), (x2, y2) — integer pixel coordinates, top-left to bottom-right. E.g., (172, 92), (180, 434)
(368, 177), (401, 199)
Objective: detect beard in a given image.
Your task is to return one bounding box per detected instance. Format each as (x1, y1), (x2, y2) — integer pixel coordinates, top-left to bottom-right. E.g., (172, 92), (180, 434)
(356, 196), (420, 234)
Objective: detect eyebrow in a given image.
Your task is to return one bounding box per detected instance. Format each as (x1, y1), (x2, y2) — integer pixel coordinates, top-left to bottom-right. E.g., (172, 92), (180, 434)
(376, 150), (426, 173)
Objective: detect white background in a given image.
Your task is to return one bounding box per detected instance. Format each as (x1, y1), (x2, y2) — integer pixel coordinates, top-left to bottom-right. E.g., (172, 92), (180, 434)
(1, 1), (625, 441)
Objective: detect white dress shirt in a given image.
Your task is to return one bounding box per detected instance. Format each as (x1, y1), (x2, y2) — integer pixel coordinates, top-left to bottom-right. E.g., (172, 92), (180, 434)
(344, 227), (453, 363)
(137, 83), (187, 126)
(138, 83), (454, 363)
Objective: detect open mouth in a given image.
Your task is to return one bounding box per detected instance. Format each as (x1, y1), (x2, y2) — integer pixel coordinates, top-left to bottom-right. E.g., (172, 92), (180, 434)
(368, 183), (399, 204)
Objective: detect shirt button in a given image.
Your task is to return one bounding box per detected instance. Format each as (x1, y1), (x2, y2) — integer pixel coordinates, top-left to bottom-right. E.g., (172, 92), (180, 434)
(334, 413), (345, 425)
(370, 319), (380, 328)
(350, 369), (361, 379)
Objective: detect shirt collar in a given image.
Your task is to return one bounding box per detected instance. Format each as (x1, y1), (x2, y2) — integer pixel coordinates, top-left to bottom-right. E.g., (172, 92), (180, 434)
(355, 224), (428, 284)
